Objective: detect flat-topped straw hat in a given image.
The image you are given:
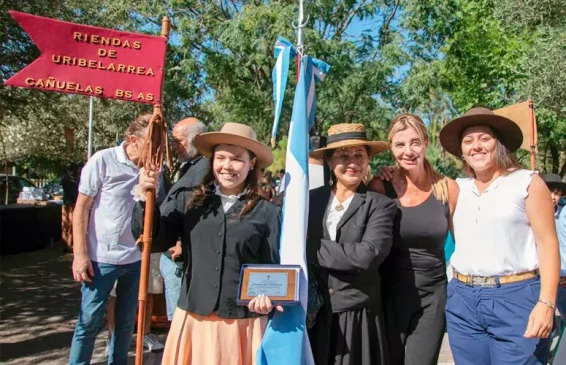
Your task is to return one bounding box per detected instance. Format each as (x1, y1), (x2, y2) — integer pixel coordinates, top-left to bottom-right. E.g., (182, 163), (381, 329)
(193, 123), (274, 169)
(439, 107), (523, 157)
(310, 123), (388, 159)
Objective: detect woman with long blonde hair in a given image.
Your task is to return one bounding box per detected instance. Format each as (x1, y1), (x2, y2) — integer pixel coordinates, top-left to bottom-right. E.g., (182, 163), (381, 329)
(369, 114), (458, 365)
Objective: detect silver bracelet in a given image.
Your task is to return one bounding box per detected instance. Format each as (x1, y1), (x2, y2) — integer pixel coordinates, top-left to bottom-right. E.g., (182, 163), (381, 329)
(537, 299), (555, 309)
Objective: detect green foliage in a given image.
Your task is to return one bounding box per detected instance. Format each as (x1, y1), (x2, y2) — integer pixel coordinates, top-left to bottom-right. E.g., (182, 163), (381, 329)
(0, 0), (564, 178)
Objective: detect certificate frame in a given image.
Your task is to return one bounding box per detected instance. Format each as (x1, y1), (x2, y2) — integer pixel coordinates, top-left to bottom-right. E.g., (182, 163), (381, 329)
(237, 264), (301, 306)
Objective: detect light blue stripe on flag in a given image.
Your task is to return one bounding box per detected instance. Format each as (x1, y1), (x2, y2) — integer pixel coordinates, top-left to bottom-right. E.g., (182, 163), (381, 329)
(258, 55), (330, 365)
(271, 37), (296, 145)
(305, 58), (330, 133)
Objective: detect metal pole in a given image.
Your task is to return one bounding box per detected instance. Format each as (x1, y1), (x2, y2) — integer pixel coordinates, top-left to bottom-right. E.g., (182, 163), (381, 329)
(88, 96), (94, 159)
(529, 99), (536, 170)
(296, 0), (305, 80)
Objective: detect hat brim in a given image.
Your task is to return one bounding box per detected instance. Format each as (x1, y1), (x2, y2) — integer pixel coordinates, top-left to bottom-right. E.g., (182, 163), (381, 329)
(193, 132), (274, 169)
(546, 181), (566, 191)
(439, 114), (523, 157)
(309, 140), (389, 159)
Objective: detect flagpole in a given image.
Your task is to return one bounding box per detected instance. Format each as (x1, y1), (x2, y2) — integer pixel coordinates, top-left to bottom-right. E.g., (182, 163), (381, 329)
(87, 96), (94, 159)
(528, 99), (536, 170)
(296, 0), (305, 80)
(134, 16), (170, 365)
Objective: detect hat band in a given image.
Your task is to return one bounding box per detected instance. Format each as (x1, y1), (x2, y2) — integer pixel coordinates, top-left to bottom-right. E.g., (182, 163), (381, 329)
(327, 131), (367, 144)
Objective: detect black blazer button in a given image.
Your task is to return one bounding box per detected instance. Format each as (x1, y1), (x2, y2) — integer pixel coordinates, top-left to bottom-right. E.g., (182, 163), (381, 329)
(329, 289), (336, 295)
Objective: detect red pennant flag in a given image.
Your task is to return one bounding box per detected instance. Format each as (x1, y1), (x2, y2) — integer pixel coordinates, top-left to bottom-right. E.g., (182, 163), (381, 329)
(4, 11), (167, 104)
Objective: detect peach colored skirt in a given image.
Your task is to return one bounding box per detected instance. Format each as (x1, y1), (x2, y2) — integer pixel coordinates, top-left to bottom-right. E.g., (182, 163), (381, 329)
(162, 309), (268, 365)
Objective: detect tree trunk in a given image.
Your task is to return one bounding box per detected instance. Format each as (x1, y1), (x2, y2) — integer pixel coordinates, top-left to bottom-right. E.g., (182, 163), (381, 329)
(550, 143), (559, 174)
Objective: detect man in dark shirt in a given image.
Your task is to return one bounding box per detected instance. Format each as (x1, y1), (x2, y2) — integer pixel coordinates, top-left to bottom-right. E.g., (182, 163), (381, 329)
(160, 117), (209, 320)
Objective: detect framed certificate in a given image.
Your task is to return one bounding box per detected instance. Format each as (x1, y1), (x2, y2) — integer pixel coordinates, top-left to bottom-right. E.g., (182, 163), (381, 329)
(237, 264), (301, 306)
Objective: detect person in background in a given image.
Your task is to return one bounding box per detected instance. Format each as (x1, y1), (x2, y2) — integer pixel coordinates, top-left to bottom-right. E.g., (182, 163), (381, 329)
(439, 107), (559, 365)
(105, 117), (208, 355)
(542, 174), (566, 323)
(260, 171), (276, 200)
(106, 252), (165, 353)
(61, 162), (82, 252)
(307, 123), (396, 365)
(160, 117), (209, 321)
(277, 168), (286, 194)
(369, 113), (459, 365)
(69, 114), (154, 365)
(133, 123), (280, 365)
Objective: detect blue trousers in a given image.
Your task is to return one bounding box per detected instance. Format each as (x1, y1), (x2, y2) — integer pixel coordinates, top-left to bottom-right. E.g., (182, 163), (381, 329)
(446, 277), (551, 365)
(159, 254), (182, 320)
(69, 261), (140, 365)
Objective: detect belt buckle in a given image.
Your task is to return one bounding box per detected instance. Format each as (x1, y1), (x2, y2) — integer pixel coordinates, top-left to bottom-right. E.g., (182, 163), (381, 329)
(474, 276), (495, 288)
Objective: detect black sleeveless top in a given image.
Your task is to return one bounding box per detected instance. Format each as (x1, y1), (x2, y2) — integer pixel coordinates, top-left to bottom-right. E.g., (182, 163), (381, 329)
(381, 180), (449, 280)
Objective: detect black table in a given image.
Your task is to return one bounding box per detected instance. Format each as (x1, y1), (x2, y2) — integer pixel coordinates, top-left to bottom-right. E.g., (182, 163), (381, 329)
(0, 204), (62, 255)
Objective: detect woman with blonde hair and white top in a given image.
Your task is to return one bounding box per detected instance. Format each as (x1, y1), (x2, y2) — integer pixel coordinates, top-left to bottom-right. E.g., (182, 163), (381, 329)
(439, 107), (560, 365)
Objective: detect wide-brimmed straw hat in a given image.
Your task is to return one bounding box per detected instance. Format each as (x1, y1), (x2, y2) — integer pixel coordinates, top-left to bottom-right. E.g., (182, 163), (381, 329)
(439, 107), (523, 157)
(542, 174), (566, 191)
(193, 123), (274, 169)
(310, 123), (388, 159)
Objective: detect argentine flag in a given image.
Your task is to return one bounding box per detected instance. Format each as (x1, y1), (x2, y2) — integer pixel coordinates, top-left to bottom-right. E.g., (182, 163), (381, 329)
(270, 37), (296, 147)
(258, 55), (330, 365)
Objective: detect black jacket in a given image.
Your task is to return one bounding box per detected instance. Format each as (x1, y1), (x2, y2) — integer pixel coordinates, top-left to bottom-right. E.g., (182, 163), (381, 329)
(132, 188), (281, 319)
(158, 156), (209, 259)
(307, 184), (396, 312)
(167, 156), (209, 198)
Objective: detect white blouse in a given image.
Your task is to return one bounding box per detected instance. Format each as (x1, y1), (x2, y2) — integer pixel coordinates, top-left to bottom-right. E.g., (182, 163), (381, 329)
(215, 186), (245, 212)
(325, 192), (355, 241)
(451, 169), (538, 276)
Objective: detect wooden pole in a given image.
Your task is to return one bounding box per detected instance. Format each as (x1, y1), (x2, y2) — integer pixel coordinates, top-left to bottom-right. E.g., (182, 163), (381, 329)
(135, 16), (170, 365)
(529, 99), (536, 170)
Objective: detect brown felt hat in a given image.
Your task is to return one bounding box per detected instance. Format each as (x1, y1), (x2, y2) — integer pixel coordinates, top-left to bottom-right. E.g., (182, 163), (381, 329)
(193, 123), (274, 168)
(309, 123), (388, 159)
(439, 107), (523, 157)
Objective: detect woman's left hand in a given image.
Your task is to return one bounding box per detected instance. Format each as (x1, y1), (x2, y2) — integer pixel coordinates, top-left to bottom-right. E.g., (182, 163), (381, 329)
(247, 294), (284, 315)
(524, 302), (554, 338)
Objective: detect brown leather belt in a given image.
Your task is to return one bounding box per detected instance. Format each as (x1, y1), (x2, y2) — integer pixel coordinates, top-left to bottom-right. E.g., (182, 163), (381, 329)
(560, 277), (566, 287)
(453, 269), (538, 288)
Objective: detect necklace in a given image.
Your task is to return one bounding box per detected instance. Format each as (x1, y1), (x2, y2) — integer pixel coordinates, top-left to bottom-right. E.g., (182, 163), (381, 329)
(335, 204), (345, 211)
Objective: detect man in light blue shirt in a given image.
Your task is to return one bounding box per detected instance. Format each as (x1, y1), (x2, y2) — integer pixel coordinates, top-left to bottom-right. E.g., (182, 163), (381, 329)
(69, 113), (158, 364)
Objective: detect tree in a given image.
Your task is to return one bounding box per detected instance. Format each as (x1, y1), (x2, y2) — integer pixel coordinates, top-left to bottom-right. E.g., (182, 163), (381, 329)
(0, 0), (205, 173)
(1, 0), (564, 178)
(396, 0), (565, 176)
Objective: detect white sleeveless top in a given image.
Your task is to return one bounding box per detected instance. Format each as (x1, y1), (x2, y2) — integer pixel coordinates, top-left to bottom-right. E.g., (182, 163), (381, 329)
(451, 169), (538, 276)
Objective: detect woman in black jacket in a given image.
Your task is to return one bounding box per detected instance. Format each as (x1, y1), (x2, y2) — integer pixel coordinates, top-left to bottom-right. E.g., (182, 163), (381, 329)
(133, 123), (281, 365)
(306, 123), (397, 365)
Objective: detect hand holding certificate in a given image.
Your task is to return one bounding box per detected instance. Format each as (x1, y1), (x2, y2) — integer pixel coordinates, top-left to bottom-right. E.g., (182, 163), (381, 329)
(238, 264), (301, 314)
(247, 294), (284, 314)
